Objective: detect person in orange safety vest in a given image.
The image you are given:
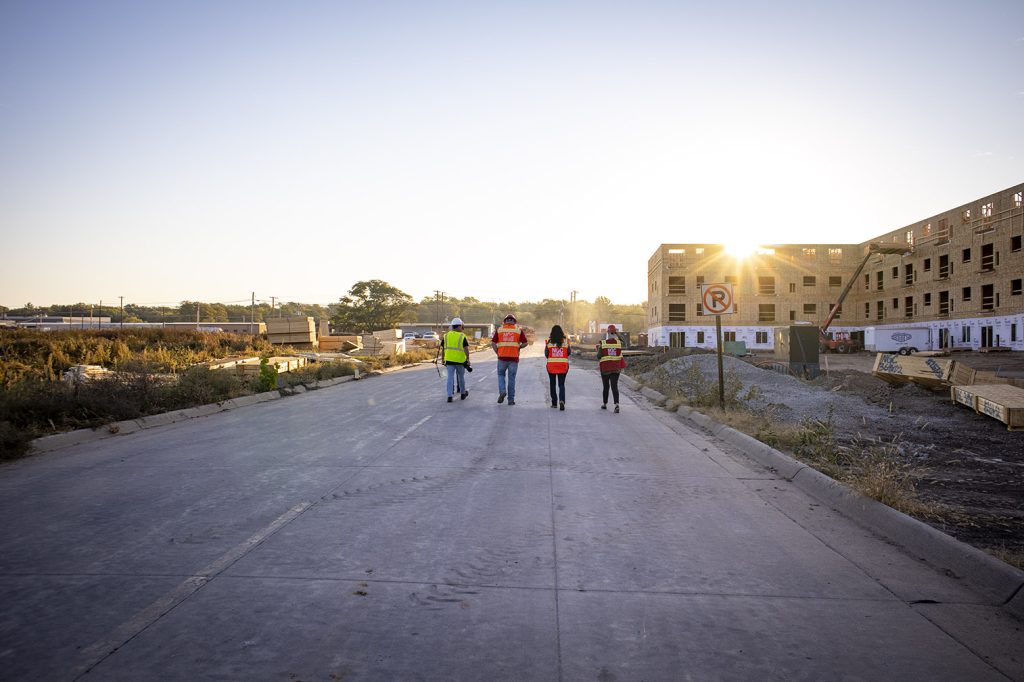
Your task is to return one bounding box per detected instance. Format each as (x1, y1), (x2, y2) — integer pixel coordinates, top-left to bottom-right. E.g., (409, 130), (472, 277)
(597, 324), (626, 413)
(490, 313), (528, 405)
(544, 324), (570, 410)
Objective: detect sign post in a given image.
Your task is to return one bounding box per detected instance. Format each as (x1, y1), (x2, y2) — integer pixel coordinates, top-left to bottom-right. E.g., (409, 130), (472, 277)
(699, 283), (736, 410)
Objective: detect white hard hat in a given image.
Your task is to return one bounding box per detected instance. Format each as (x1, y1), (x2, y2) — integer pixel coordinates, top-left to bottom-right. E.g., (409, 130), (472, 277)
(451, 318), (464, 327)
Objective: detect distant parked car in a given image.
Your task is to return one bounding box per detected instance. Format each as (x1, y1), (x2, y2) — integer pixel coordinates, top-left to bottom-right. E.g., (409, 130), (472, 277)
(402, 332), (417, 341)
(422, 332), (440, 341)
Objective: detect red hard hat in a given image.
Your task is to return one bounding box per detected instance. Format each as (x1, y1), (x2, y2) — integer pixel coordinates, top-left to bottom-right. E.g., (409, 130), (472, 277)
(504, 314), (517, 323)
(607, 324), (617, 332)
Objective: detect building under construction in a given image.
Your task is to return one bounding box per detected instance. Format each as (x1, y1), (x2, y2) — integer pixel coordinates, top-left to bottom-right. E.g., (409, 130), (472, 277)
(647, 182), (1024, 352)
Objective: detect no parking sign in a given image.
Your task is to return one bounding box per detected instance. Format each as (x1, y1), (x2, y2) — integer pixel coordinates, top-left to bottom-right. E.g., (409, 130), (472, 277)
(700, 283), (735, 315)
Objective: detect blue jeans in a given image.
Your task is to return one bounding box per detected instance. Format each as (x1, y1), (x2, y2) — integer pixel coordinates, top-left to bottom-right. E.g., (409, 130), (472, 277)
(496, 359), (519, 400)
(446, 364), (466, 397)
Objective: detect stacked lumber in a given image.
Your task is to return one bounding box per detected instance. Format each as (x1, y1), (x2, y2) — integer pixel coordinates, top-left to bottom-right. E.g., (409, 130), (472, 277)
(62, 364), (112, 383)
(951, 384), (1024, 431)
(318, 335), (361, 352)
(232, 356), (307, 375)
(206, 356), (260, 371)
(351, 336), (406, 356)
(266, 317), (317, 347)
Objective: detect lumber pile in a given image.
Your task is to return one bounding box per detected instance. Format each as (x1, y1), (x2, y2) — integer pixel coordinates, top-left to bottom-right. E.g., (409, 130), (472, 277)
(351, 333), (406, 357)
(231, 356), (307, 375)
(205, 356), (260, 371)
(266, 317), (317, 349)
(62, 364), (113, 383)
(951, 384), (1024, 431)
(317, 335), (361, 352)
(871, 353), (965, 390)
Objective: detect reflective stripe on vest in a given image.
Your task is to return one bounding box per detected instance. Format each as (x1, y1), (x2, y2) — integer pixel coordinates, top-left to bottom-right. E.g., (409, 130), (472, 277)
(496, 325), (522, 359)
(443, 331), (467, 363)
(545, 340), (569, 374)
(599, 339), (622, 370)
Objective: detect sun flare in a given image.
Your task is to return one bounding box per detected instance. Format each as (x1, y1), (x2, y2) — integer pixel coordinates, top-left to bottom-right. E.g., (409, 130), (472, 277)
(723, 240), (760, 259)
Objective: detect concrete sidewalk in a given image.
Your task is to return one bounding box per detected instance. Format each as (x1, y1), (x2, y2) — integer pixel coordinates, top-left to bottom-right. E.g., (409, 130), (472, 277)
(0, 348), (1021, 680)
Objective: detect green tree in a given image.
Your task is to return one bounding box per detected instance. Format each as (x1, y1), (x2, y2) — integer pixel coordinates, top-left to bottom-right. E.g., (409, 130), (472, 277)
(331, 280), (413, 333)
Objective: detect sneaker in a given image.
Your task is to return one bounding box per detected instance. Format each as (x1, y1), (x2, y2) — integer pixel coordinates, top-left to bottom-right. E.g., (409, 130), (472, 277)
(559, 401), (565, 411)
(601, 404), (607, 410)
(551, 402), (557, 408)
(614, 404), (620, 413)
(508, 399), (515, 406)
(461, 392), (469, 400)
(498, 392), (506, 404)
(447, 396), (453, 403)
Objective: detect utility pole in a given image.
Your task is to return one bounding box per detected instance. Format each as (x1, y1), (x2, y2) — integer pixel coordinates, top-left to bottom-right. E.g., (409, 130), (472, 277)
(196, 302), (200, 328)
(570, 290), (578, 335)
(251, 292), (256, 332)
(119, 296), (124, 329)
(434, 290), (445, 334)
(270, 296), (276, 319)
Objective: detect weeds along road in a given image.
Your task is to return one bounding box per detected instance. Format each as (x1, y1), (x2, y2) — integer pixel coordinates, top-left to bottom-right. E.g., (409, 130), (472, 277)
(1, 344), (1021, 681)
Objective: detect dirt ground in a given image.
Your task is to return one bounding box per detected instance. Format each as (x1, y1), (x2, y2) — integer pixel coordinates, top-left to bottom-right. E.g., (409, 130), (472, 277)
(619, 349), (1024, 568)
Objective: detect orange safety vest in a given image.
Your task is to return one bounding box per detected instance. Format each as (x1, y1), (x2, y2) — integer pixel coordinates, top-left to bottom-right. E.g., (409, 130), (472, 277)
(495, 324), (523, 360)
(545, 340), (569, 374)
(598, 338), (622, 372)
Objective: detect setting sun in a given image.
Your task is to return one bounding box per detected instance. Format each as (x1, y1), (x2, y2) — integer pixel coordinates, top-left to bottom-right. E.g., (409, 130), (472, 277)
(723, 241), (760, 259)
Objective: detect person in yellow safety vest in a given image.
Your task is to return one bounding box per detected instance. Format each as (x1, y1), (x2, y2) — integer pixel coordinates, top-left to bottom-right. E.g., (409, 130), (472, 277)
(544, 324), (570, 411)
(597, 324), (626, 413)
(490, 313), (528, 405)
(442, 318), (472, 402)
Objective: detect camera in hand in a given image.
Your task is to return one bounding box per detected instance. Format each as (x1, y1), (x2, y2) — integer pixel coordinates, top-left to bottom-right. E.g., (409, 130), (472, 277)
(465, 364), (473, 372)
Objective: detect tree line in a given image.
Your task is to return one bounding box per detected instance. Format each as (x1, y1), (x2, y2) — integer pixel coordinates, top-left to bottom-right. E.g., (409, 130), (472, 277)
(2, 281), (646, 335)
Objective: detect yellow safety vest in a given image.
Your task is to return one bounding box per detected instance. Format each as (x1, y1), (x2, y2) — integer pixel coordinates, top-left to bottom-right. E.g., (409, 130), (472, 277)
(443, 331), (467, 363)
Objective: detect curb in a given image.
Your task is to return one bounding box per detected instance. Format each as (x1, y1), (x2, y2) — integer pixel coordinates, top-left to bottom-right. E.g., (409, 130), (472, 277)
(627, 381), (1024, 620)
(29, 375), (357, 456)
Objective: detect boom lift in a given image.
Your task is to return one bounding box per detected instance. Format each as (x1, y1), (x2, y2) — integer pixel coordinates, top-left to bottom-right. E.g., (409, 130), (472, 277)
(819, 242), (912, 353)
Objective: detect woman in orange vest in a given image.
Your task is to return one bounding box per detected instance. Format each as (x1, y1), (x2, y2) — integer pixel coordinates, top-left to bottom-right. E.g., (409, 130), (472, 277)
(544, 325), (570, 410)
(597, 324), (626, 413)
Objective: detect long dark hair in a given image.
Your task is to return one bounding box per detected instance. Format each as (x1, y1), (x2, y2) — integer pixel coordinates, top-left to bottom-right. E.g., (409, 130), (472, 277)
(549, 325), (566, 347)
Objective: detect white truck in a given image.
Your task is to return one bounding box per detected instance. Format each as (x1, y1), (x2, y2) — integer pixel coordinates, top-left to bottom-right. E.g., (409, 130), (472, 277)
(863, 327), (933, 355)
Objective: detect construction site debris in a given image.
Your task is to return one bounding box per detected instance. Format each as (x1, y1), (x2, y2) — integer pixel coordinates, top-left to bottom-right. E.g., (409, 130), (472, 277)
(266, 316), (317, 347)
(61, 365), (112, 383)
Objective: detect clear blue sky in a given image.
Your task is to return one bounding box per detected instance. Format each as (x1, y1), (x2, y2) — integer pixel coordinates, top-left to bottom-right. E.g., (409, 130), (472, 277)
(2, 0), (1021, 309)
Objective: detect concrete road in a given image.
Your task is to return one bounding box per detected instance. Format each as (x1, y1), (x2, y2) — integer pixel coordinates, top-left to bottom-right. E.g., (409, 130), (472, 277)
(2, 345), (1022, 680)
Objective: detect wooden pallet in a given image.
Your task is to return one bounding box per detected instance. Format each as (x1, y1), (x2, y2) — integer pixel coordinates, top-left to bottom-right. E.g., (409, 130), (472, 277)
(950, 384), (1024, 431)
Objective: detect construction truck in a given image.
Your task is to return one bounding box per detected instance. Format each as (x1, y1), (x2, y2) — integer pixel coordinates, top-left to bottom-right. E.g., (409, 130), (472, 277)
(819, 242), (911, 354)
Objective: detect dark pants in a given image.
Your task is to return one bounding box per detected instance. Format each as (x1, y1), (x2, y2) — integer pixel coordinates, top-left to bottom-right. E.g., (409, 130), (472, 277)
(601, 372), (620, 405)
(548, 372), (566, 404)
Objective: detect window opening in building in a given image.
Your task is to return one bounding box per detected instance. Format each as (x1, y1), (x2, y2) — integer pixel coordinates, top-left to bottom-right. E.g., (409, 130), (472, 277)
(939, 291), (950, 316)
(924, 293), (932, 306)
(904, 264), (913, 286)
(829, 303), (842, 320)
(755, 331), (768, 344)
(697, 331), (706, 343)
(828, 248), (842, 264)
(724, 275), (737, 284)
(962, 209), (971, 224)
(789, 310), (796, 321)
(696, 303), (703, 316)
(789, 282), (796, 293)
(891, 266), (898, 279)
(829, 276), (841, 287)
(962, 287), (972, 302)
(978, 284), (995, 311)
(669, 331), (686, 348)
(1015, 192), (1023, 208)
(696, 275), (705, 285)
(803, 276), (816, 287)
(962, 248), (971, 263)
(864, 274), (870, 290)
(723, 331), (736, 342)
(961, 326), (971, 343)
(1012, 235), (1021, 252)
(668, 304), (686, 322)
(667, 249), (686, 267)
(802, 248), (816, 258)
(875, 271), (884, 291)
(905, 231), (915, 246)
(758, 304), (775, 322)
(668, 276), (686, 295)
(892, 298), (898, 310)
(1012, 279), (1022, 296)
(923, 258), (931, 272)
(922, 223), (932, 237)
(803, 303), (816, 316)
(904, 296), (913, 318)
(758, 276), (775, 295)
(864, 302), (870, 319)
(981, 243), (995, 271)
(1012, 324), (1018, 342)
(982, 202), (993, 221)
(938, 254), (949, 279)
(876, 301), (884, 320)
(695, 248), (705, 257)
